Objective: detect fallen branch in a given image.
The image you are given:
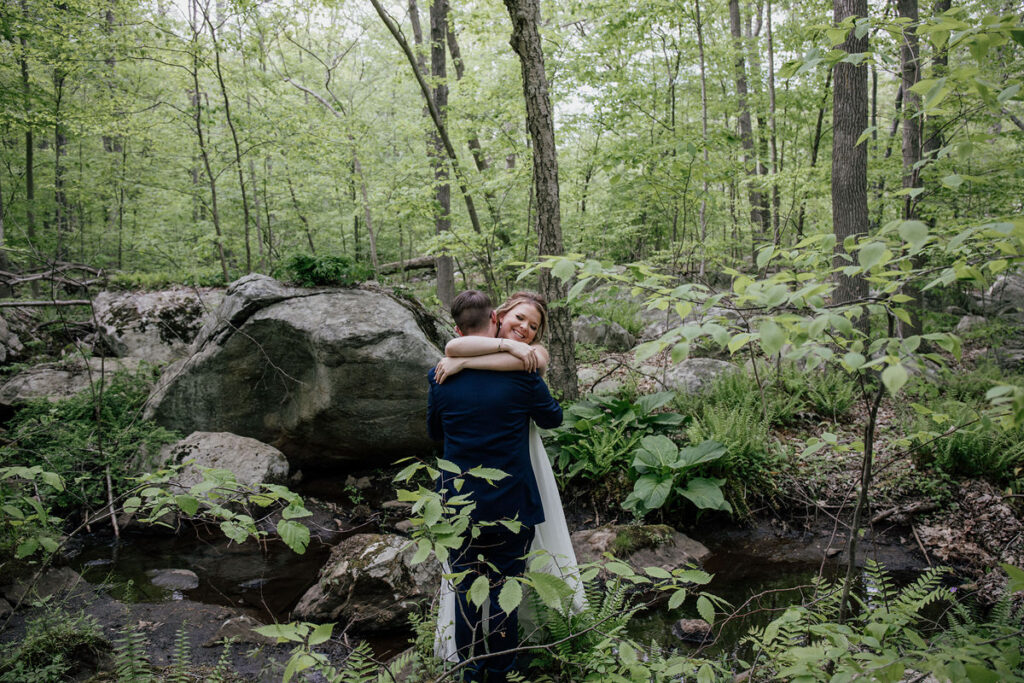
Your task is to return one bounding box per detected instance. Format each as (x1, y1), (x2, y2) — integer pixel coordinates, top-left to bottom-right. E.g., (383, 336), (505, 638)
(0, 300), (92, 308)
(870, 500), (939, 525)
(378, 255), (437, 275)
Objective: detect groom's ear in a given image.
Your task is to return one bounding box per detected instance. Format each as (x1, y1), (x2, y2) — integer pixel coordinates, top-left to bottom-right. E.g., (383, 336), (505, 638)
(454, 325), (465, 337)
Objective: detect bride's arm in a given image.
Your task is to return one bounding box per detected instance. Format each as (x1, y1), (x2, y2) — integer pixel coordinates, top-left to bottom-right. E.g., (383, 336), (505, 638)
(445, 336), (547, 372)
(434, 344), (550, 384)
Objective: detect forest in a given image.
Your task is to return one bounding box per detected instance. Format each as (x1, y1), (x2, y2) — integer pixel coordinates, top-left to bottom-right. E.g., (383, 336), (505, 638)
(0, 0), (1023, 679)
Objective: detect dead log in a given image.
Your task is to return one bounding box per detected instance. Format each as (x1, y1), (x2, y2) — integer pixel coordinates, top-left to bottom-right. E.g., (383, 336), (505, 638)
(378, 255), (437, 275)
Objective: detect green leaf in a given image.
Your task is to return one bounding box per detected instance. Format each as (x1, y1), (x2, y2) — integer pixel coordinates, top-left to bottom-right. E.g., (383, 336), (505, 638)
(175, 494), (200, 516)
(253, 623), (303, 643)
(468, 575), (490, 607)
(15, 538), (39, 558)
(858, 242), (888, 270)
(465, 467), (509, 482)
(550, 259), (576, 284)
(277, 519), (311, 554)
(645, 566), (673, 579)
(630, 474), (673, 511)
(498, 577), (523, 614)
(668, 588), (687, 610)
(566, 277), (591, 302)
(526, 571), (573, 611)
(679, 478), (733, 512)
(842, 352), (866, 370)
(634, 340), (664, 362)
(39, 471), (64, 492)
(436, 459), (461, 475)
(758, 319), (786, 356)
(756, 245), (775, 269)
(897, 220), (929, 248)
(308, 622), (334, 646)
(696, 595), (716, 625)
(1001, 563), (1024, 592)
(676, 440), (728, 467)
(963, 664), (1001, 683)
(635, 435), (678, 468)
(881, 363), (909, 396)
(941, 174), (964, 189)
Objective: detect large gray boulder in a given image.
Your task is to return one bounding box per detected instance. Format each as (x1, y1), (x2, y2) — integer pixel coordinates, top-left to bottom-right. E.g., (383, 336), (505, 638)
(0, 356), (144, 408)
(156, 431), (289, 492)
(985, 274), (1024, 313)
(143, 275), (448, 467)
(651, 357), (736, 395)
(571, 524), (710, 571)
(292, 533), (439, 632)
(0, 315), (24, 363)
(94, 288), (225, 362)
(573, 315), (635, 352)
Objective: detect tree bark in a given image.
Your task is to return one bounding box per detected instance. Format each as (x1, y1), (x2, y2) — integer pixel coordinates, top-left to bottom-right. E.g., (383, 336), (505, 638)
(18, 0), (36, 249)
(728, 0), (767, 240)
(504, 0), (578, 400)
(831, 0), (869, 312)
(694, 0), (710, 276)
(897, 0), (923, 338)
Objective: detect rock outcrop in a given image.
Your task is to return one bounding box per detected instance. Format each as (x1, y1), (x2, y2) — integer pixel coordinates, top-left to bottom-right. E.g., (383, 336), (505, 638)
(573, 315), (635, 352)
(94, 288), (225, 362)
(155, 431), (290, 493)
(0, 357), (145, 409)
(571, 524), (710, 572)
(144, 275), (449, 467)
(292, 533), (439, 632)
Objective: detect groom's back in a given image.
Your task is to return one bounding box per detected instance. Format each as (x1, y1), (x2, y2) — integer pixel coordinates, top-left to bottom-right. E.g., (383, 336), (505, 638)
(427, 368), (561, 526)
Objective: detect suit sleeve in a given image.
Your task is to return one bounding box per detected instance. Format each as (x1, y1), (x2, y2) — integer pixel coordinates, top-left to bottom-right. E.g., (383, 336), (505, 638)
(427, 370), (444, 442)
(528, 375), (563, 429)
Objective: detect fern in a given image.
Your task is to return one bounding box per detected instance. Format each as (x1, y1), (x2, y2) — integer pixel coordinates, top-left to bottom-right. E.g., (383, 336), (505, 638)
(204, 638), (234, 683)
(165, 624), (191, 683)
(113, 628), (153, 683)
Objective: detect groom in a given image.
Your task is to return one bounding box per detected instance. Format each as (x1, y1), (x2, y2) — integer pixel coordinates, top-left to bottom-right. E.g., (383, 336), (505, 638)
(427, 289), (563, 682)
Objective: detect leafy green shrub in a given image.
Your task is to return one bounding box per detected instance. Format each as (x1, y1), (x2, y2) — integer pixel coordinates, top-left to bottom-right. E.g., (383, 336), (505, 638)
(108, 268), (226, 289)
(622, 436), (730, 517)
(802, 368), (858, 420)
(0, 364), (179, 514)
(274, 253), (373, 287)
(910, 400), (1024, 484)
(572, 296), (648, 338)
(0, 609), (109, 683)
(547, 391), (685, 486)
(745, 561), (1024, 681)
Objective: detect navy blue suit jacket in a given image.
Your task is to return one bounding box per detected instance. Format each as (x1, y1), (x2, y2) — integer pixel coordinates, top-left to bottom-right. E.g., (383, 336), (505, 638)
(427, 368), (562, 527)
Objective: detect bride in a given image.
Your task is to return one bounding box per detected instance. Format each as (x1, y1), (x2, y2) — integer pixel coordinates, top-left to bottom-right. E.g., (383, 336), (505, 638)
(432, 291), (585, 663)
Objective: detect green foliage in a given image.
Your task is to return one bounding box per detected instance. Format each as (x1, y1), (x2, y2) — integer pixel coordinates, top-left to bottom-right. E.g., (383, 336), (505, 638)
(167, 625), (191, 683)
(274, 254), (374, 287)
(547, 391), (685, 486)
(0, 609), (108, 683)
(0, 465), (65, 560)
(572, 296), (648, 337)
(0, 364), (179, 514)
(128, 468), (314, 554)
(910, 400), (1024, 486)
(113, 627), (153, 682)
(801, 368), (859, 421)
(622, 436), (731, 517)
(745, 561), (1024, 682)
(108, 269), (227, 289)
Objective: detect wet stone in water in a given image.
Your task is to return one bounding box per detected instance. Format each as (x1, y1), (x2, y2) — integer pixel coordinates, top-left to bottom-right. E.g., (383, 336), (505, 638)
(146, 568), (200, 591)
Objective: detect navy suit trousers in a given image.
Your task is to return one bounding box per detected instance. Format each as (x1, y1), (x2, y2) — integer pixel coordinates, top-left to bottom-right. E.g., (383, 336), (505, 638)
(451, 524), (535, 683)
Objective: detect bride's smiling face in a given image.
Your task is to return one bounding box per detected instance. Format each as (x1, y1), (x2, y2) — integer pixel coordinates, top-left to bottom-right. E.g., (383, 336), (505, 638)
(498, 303), (542, 344)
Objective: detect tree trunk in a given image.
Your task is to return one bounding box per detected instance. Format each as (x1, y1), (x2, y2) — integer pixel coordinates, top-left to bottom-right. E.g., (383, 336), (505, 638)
(694, 0), (710, 277)
(767, 0), (781, 246)
(504, 0), (578, 400)
(898, 0), (923, 337)
(53, 70), (71, 260)
(206, 10), (253, 273)
(18, 0), (36, 249)
(728, 0), (767, 239)
(831, 0), (869, 311)
(796, 70), (831, 236)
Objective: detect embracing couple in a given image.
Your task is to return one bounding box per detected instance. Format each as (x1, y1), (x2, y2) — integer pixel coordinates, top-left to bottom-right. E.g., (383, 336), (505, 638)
(427, 290), (583, 682)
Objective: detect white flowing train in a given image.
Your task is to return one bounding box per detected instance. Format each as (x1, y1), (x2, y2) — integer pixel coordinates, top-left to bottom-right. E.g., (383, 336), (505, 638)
(434, 423), (586, 662)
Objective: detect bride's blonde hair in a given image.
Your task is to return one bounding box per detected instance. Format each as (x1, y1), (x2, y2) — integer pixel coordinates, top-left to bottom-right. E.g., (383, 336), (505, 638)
(496, 291), (548, 342)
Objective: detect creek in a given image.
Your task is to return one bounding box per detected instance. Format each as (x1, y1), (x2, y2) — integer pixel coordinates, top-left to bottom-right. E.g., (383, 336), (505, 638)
(67, 512), (929, 661)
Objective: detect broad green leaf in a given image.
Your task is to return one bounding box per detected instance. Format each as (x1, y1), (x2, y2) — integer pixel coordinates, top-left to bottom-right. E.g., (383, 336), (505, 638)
(677, 440), (728, 467)
(466, 467), (509, 482)
(758, 319), (786, 356)
(550, 259), (576, 283)
(526, 571), (573, 611)
(756, 245), (774, 269)
(436, 459), (461, 475)
(566, 277), (590, 302)
(898, 220), (929, 248)
(1001, 563), (1024, 592)
(39, 472), (64, 491)
(308, 622), (334, 646)
(630, 474), (673, 510)
(679, 478), (733, 512)
(645, 566), (673, 579)
(668, 588), (688, 609)
(38, 536), (59, 553)
(634, 340), (664, 363)
(635, 435), (678, 467)
(696, 595), (716, 625)
(468, 575), (490, 607)
(605, 561), (634, 576)
(941, 174), (964, 189)
(277, 519), (310, 554)
(253, 623), (303, 642)
(16, 538), (39, 558)
(842, 352), (866, 370)
(498, 578), (523, 615)
(175, 494), (200, 516)
(881, 363), (909, 396)
(858, 242), (888, 270)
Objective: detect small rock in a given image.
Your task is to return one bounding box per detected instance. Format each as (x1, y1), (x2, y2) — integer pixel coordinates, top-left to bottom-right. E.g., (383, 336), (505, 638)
(382, 500), (413, 513)
(573, 315), (636, 352)
(672, 617), (713, 644)
(571, 524), (710, 571)
(395, 520), (415, 535)
(203, 615), (276, 647)
(659, 358), (737, 395)
(954, 315), (987, 335)
(156, 431), (290, 494)
(0, 598), (12, 619)
(345, 475), (372, 491)
(146, 568), (199, 591)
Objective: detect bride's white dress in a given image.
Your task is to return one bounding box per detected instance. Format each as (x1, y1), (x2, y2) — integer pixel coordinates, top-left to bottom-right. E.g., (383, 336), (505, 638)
(434, 423), (586, 662)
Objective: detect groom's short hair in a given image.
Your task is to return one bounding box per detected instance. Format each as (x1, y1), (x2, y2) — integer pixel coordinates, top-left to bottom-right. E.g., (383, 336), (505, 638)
(451, 290), (493, 334)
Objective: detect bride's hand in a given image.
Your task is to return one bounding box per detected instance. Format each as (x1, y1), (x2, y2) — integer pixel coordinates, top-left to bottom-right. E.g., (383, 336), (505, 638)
(434, 357), (464, 384)
(502, 339), (538, 372)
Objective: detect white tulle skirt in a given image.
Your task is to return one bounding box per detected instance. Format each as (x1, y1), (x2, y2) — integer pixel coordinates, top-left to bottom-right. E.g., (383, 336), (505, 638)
(433, 423), (586, 662)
